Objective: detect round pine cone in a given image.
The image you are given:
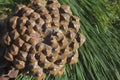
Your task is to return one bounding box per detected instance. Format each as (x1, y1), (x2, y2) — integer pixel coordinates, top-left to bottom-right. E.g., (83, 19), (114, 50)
(1, 0), (85, 79)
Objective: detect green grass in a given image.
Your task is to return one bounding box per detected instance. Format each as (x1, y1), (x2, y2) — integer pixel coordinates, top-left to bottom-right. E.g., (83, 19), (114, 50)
(0, 0), (120, 80)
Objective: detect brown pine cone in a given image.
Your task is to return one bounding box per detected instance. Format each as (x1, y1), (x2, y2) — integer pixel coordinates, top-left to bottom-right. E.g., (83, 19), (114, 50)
(1, 0), (86, 80)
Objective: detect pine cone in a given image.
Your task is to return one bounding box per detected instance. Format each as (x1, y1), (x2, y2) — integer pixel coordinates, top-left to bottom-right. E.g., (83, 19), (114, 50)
(1, 0), (85, 80)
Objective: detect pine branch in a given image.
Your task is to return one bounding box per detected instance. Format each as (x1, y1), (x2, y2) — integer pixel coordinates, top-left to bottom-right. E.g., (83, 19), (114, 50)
(0, 0), (120, 80)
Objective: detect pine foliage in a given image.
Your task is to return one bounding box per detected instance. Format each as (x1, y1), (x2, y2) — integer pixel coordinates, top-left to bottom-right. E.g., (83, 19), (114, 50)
(0, 0), (120, 80)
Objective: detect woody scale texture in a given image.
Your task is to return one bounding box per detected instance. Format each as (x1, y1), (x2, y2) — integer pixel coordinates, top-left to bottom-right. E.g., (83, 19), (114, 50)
(0, 0), (86, 80)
